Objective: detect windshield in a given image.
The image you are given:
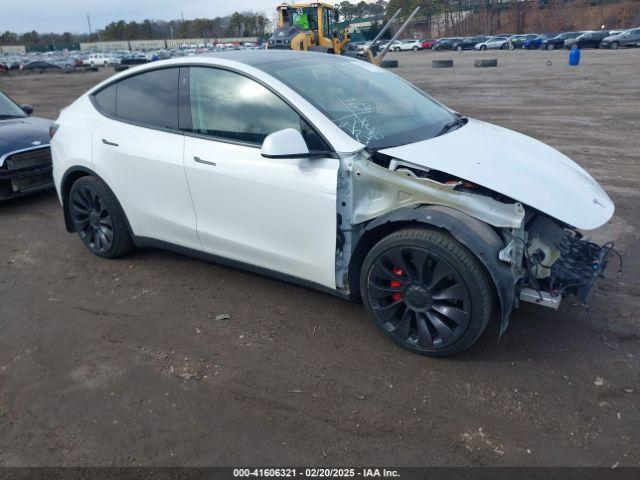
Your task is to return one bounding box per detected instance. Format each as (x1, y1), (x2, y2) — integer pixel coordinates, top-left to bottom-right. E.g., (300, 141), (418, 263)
(259, 57), (457, 149)
(0, 91), (26, 118)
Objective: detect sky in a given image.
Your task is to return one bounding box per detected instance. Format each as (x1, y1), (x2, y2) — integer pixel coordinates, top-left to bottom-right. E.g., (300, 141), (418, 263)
(3, 0), (287, 34)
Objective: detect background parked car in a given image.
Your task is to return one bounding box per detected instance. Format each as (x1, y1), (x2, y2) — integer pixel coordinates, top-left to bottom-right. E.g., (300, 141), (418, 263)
(601, 27), (640, 49)
(120, 54), (150, 65)
(392, 39), (423, 51)
(507, 34), (540, 49)
(84, 53), (112, 67)
(421, 39), (436, 49)
(378, 40), (400, 51)
(523, 34), (557, 49)
(453, 36), (487, 51)
(474, 36), (509, 50)
(50, 58), (76, 71)
(565, 30), (612, 49)
(432, 37), (463, 51)
(542, 32), (583, 50)
(22, 61), (61, 72)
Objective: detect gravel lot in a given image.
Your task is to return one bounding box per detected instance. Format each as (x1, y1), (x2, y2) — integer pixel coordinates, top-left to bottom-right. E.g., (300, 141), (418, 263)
(0, 49), (639, 467)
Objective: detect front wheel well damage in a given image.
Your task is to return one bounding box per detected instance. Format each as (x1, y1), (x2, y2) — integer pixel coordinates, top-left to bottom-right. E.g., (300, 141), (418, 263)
(347, 206), (515, 334)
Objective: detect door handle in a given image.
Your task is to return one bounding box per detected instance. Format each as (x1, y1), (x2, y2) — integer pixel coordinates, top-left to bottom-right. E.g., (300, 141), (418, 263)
(102, 138), (119, 147)
(194, 156), (216, 167)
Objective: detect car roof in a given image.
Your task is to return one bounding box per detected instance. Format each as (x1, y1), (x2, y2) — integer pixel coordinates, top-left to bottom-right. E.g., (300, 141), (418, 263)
(200, 50), (355, 66)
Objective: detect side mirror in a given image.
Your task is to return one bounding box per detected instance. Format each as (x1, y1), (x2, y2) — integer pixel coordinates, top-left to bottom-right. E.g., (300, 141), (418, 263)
(261, 128), (310, 159)
(21, 104), (34, 115)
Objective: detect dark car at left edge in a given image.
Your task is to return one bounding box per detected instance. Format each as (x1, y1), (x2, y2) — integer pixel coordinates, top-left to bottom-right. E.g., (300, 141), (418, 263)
(0, 90), (53, 201)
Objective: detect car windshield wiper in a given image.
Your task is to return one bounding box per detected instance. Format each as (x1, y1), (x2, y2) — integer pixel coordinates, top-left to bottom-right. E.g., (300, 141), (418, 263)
(435, 115), (468, 137)
(0, 114), (24, 119)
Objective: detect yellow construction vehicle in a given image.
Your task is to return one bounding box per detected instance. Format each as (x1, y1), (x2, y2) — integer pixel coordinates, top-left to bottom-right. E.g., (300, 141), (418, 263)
(267, 3), (421, 68)
(267, 3), (351, 54)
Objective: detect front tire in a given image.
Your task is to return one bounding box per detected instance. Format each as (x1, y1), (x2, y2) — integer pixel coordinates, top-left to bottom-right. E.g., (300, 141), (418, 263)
(480, 45), (487, 51)
(610, 41), (619, 50)
(69, 176), (134, 259)
(360, 228), (493, 357)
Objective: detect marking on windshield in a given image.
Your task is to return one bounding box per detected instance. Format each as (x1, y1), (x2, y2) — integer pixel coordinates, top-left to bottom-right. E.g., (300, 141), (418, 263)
(334, 97), (384, 145)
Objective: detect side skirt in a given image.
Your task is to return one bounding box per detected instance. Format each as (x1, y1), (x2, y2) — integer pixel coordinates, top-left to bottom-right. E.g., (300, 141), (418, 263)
(133, 236), (353, 302)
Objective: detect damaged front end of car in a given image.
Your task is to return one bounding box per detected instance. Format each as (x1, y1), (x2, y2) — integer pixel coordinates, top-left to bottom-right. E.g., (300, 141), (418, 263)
(500, 214), (616, 314)
(336, 147), (617, 335)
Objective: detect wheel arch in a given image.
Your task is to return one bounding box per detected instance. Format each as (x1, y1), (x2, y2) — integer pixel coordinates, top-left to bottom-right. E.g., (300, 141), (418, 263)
(349, 205), (517, 335)
(60, 166), (134, 238)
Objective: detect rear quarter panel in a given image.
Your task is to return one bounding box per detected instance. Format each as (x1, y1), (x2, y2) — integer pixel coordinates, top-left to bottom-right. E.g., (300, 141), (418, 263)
(51, 95), (100, 203)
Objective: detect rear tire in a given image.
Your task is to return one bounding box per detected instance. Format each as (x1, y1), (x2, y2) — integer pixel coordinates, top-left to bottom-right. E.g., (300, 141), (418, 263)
(548, 43), (555, 50)
(68, 176), (135, 259)
(360, 228), (493, 357)
(610, 41), (619, 50)
(480, 45), (487, 51)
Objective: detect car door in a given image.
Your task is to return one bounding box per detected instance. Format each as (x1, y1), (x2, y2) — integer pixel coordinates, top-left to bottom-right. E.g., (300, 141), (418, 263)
(182, 66), (339, 288)
(91, 67), (201, 250)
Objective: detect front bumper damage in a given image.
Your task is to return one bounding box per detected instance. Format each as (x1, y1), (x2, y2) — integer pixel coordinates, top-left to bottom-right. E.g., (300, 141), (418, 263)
(337, 151), (617, 336)
(503, 214), (617, 313)
(0, 146), (54, 201)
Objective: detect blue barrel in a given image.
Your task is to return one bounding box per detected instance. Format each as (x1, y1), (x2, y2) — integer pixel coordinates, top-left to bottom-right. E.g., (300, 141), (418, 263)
(569, 46), (581, 66)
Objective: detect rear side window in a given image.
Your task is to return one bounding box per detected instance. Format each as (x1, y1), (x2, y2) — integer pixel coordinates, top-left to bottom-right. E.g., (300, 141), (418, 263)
(188, 67), (301, 145)
(93, 83), (116, 116)
(115, 68), (179, 129)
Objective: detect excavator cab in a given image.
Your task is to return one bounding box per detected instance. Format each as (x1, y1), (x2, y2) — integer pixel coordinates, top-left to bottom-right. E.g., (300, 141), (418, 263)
(268, 3), (350, 54)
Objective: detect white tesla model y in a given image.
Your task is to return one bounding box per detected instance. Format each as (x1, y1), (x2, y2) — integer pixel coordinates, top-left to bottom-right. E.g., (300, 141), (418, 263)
(51, 51), (615, 356)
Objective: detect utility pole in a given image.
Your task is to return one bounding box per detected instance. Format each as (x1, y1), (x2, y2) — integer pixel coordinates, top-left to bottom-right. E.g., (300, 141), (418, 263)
(86, 14), (93, 41)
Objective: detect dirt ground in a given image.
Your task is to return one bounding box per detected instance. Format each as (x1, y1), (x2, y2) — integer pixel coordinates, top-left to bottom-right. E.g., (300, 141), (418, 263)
(0, 49), (639, 467)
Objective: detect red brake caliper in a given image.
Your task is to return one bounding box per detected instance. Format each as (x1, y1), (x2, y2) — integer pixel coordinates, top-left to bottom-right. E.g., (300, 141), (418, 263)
(391, 267), (404, 302)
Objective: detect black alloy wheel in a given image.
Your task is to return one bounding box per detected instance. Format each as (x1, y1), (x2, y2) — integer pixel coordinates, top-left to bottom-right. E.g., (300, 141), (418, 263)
(361, 228), (492, 357)
(68, 176), (134, 258)
(71, 184), (114, 254)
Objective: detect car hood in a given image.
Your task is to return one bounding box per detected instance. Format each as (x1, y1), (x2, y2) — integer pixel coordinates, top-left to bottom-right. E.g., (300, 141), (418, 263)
(378, 118), (614, 230)
(0, 116), (51, 165)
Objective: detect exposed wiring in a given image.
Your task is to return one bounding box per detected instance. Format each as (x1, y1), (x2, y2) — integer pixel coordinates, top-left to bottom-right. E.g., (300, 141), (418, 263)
(504, 228), (623, 307)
